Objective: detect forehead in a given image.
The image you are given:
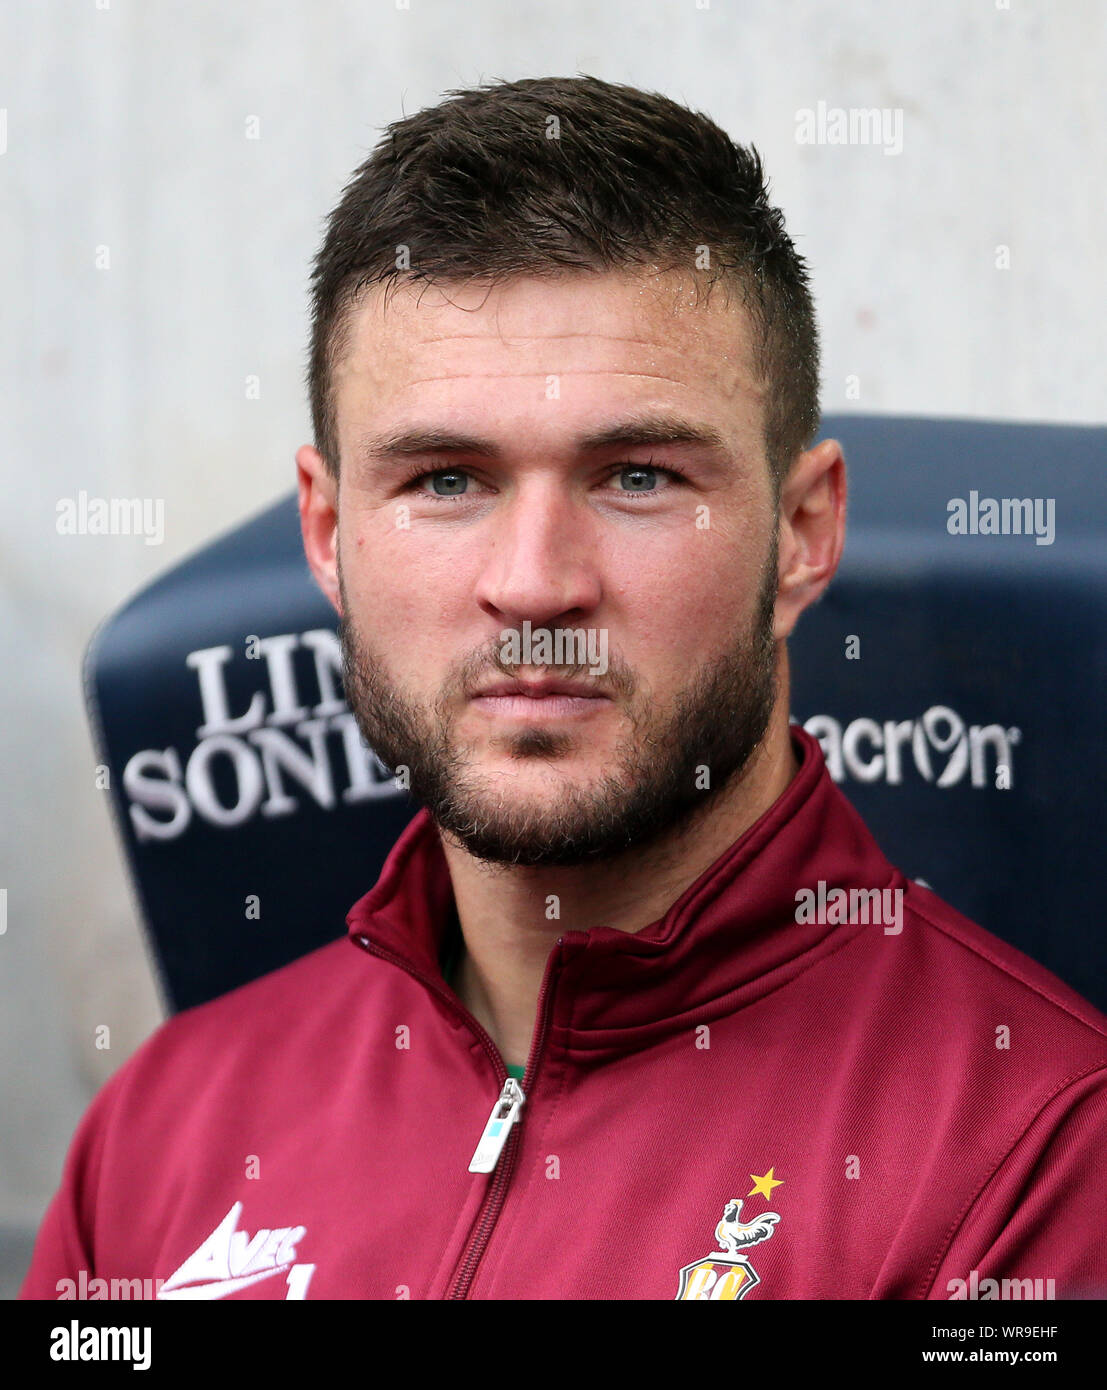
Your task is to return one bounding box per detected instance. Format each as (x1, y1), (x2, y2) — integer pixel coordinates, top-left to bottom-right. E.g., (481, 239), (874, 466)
(332, 268), (766, 462)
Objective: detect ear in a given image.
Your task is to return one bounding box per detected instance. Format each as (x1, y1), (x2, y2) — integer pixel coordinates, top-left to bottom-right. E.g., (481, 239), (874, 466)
(296, 444), (342, 616)
(773, 438), (846, 641)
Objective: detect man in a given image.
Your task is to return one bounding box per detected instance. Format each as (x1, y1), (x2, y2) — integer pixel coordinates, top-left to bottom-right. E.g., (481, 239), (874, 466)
(22, 75), (1107, 1301)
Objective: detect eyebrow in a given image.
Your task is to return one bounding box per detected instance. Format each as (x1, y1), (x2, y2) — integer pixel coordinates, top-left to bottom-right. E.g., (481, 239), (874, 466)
(357, 412), (731, 464)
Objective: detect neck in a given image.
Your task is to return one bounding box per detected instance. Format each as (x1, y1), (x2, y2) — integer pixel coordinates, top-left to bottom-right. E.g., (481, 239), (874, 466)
(444, 696), (800, 1071)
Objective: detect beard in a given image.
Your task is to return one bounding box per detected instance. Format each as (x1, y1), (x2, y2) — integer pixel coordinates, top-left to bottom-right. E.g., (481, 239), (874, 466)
(337, 536), (779, 869)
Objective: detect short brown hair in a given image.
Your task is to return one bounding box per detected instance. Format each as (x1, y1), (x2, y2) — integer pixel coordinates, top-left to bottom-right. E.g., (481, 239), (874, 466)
(306, 74), (820, 493)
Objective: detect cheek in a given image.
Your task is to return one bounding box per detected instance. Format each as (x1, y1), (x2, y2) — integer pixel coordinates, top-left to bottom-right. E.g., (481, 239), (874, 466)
(342, 523), (472, 686)
(610, 534), (765, 685)
(343, 508), (455, 617)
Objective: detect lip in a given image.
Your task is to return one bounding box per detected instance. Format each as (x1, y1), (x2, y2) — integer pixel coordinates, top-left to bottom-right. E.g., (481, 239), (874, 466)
(473, 678), (607, 699)
(469, 678), (611, 721)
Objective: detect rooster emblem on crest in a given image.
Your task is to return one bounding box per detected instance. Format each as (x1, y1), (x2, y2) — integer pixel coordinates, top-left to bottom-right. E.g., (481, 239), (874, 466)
(714, 1197), (780, 1254)
(675, 1196), (783, 1299)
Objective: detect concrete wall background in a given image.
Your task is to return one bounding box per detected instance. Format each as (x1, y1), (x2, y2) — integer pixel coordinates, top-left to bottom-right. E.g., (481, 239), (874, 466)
(1, 0), (1103, 1295)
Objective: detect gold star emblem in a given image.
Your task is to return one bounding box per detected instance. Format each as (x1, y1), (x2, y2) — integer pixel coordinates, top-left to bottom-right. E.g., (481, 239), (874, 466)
(748, 1167), (783, 1199)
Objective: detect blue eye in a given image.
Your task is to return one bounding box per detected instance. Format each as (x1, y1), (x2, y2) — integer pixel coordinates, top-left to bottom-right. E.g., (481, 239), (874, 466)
(617, 465), (659, 492)
(428, 471), (468, 496)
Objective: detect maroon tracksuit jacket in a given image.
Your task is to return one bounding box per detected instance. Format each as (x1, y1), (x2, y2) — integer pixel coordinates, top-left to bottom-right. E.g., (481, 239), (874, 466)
(20, 727), (1107, 1299)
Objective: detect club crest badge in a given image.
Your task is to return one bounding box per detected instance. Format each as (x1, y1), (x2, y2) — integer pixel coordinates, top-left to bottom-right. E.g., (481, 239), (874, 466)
(675, 1197), (781, 1300)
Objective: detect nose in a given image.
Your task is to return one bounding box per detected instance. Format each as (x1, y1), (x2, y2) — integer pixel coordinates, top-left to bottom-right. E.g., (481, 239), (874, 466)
(472, 477), (603, 630)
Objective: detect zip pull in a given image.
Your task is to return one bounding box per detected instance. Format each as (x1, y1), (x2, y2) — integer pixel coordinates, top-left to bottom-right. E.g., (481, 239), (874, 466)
(468, 1077), (526, 1174)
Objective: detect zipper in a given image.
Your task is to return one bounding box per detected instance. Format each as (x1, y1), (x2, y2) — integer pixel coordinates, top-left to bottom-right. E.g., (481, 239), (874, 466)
(468, 1076), (525, 1173)
(446, 945), (561, 1299)
(351, 929), (565, 1298)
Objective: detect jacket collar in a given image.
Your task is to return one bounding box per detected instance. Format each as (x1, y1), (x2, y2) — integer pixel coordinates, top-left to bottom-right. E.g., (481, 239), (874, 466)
(346, 725), (899, 1055)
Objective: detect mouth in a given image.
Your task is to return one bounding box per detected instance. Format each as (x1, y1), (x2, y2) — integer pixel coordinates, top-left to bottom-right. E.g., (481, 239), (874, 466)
(469, 677), (611, 721)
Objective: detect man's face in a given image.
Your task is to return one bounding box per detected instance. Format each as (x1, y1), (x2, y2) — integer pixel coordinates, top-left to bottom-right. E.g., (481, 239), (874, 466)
(332, 268), (781, 867)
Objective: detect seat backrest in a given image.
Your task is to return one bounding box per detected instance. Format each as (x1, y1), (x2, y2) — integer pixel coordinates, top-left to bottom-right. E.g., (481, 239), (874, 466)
(85, 414), (1107, 1013)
